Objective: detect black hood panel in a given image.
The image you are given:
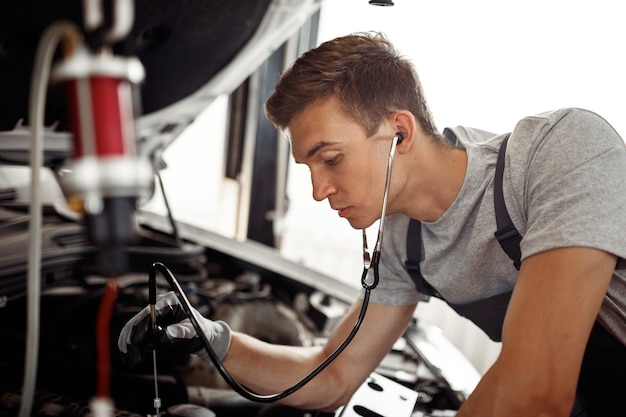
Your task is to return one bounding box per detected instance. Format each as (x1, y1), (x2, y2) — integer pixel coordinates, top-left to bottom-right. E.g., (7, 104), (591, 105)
(0, 0), (272, 131)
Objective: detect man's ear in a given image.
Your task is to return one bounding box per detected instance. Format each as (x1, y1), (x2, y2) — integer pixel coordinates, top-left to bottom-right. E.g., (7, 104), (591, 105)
(393, 110), (416, 153)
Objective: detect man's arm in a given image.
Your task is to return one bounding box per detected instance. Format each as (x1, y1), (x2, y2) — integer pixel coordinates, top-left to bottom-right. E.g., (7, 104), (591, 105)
(457, 246), (617, 417)
(222, 299), (417, 412)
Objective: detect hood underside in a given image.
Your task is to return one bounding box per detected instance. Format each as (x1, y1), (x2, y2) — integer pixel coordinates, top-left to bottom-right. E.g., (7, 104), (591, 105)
(0, 0), (320, 164)
(0, 0), (274, 130)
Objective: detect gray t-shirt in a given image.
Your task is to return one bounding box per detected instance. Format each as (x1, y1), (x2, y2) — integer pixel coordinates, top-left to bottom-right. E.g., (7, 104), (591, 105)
(365, 108), (626, 345)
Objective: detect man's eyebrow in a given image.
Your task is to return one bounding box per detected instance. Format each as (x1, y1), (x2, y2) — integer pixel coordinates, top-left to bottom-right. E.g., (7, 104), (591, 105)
(306, 141), (337, 159)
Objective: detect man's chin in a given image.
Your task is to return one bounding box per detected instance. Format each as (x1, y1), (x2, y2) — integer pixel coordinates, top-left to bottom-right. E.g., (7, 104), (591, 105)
(345, 217), (376, 230)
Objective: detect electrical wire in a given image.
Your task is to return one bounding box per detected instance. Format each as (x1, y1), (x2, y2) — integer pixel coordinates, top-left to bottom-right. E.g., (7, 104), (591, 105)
(149, 261), (373, 403)
(20, 21), (81, 417)
(155, 168), (183, 247)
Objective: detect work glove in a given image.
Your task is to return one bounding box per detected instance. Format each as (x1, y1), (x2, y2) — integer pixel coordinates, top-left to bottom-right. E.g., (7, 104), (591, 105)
(117, 291), (231, 369)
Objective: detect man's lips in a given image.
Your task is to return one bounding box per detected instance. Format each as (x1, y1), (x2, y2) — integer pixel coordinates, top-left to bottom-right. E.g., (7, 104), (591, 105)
(336, 207), (351, 218)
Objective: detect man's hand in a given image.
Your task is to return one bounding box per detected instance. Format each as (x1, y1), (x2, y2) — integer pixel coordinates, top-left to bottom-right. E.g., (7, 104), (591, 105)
(117, 291), (231, 368)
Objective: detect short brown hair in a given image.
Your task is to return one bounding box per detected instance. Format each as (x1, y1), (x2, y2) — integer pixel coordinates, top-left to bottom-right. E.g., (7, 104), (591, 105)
(265, 31), (438, 137)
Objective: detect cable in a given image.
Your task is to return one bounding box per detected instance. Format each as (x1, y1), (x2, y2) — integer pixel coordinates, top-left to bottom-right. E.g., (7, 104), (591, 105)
(149, 261), (373, 403)
(148, 263), (162, 415)
(155, 168), (183, 247)
(20, 21), (81, 417)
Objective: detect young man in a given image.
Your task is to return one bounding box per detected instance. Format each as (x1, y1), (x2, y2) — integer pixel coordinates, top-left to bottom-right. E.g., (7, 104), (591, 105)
(119, 32), (626, 416)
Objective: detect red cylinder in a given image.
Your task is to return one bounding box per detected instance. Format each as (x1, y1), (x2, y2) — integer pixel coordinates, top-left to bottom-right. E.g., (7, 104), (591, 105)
(65, 74), (136, 158)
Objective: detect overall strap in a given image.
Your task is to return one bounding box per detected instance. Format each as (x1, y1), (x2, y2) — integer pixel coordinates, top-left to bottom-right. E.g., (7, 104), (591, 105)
(405, 214), (512, 342)
(493, 134), (522, 270)
(405, 218), (440, 297)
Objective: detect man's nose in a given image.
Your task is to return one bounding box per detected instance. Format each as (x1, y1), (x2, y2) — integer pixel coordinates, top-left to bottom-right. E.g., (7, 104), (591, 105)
(311, 171), (336, 202)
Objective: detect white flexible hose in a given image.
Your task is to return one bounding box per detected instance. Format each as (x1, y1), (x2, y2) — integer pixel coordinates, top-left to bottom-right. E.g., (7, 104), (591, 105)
(20, 21), (80, 417)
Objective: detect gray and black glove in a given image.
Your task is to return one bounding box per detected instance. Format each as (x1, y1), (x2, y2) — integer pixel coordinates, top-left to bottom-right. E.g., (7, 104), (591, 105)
(117, 291), (231, 369)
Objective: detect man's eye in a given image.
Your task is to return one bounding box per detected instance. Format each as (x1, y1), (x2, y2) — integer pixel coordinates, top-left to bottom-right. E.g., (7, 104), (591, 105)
(322, 155), (342, 166)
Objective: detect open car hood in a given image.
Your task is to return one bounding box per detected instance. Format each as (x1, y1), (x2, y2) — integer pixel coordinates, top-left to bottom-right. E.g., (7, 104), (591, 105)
(0, 0), (321, 165)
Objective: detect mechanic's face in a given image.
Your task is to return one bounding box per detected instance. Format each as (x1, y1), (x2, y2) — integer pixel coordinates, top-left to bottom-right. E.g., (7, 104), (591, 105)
(289, 97), (394, 230)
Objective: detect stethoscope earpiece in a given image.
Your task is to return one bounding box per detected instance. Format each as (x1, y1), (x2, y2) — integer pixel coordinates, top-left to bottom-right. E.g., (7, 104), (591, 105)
(395, 132), (404, 144)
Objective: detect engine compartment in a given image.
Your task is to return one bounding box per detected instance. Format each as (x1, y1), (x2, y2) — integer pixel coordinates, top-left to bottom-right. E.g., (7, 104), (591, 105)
(0, 204), (470, 416)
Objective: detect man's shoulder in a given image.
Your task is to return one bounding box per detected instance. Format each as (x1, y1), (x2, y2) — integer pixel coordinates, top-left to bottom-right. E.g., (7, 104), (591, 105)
(512, 108), (617, 141)
(442, 126), (499, 147)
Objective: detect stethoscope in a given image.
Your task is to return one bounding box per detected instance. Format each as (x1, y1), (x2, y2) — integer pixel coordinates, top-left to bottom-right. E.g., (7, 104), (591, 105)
(362, 131), (404, 291)
(150, 132), (404, 403)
